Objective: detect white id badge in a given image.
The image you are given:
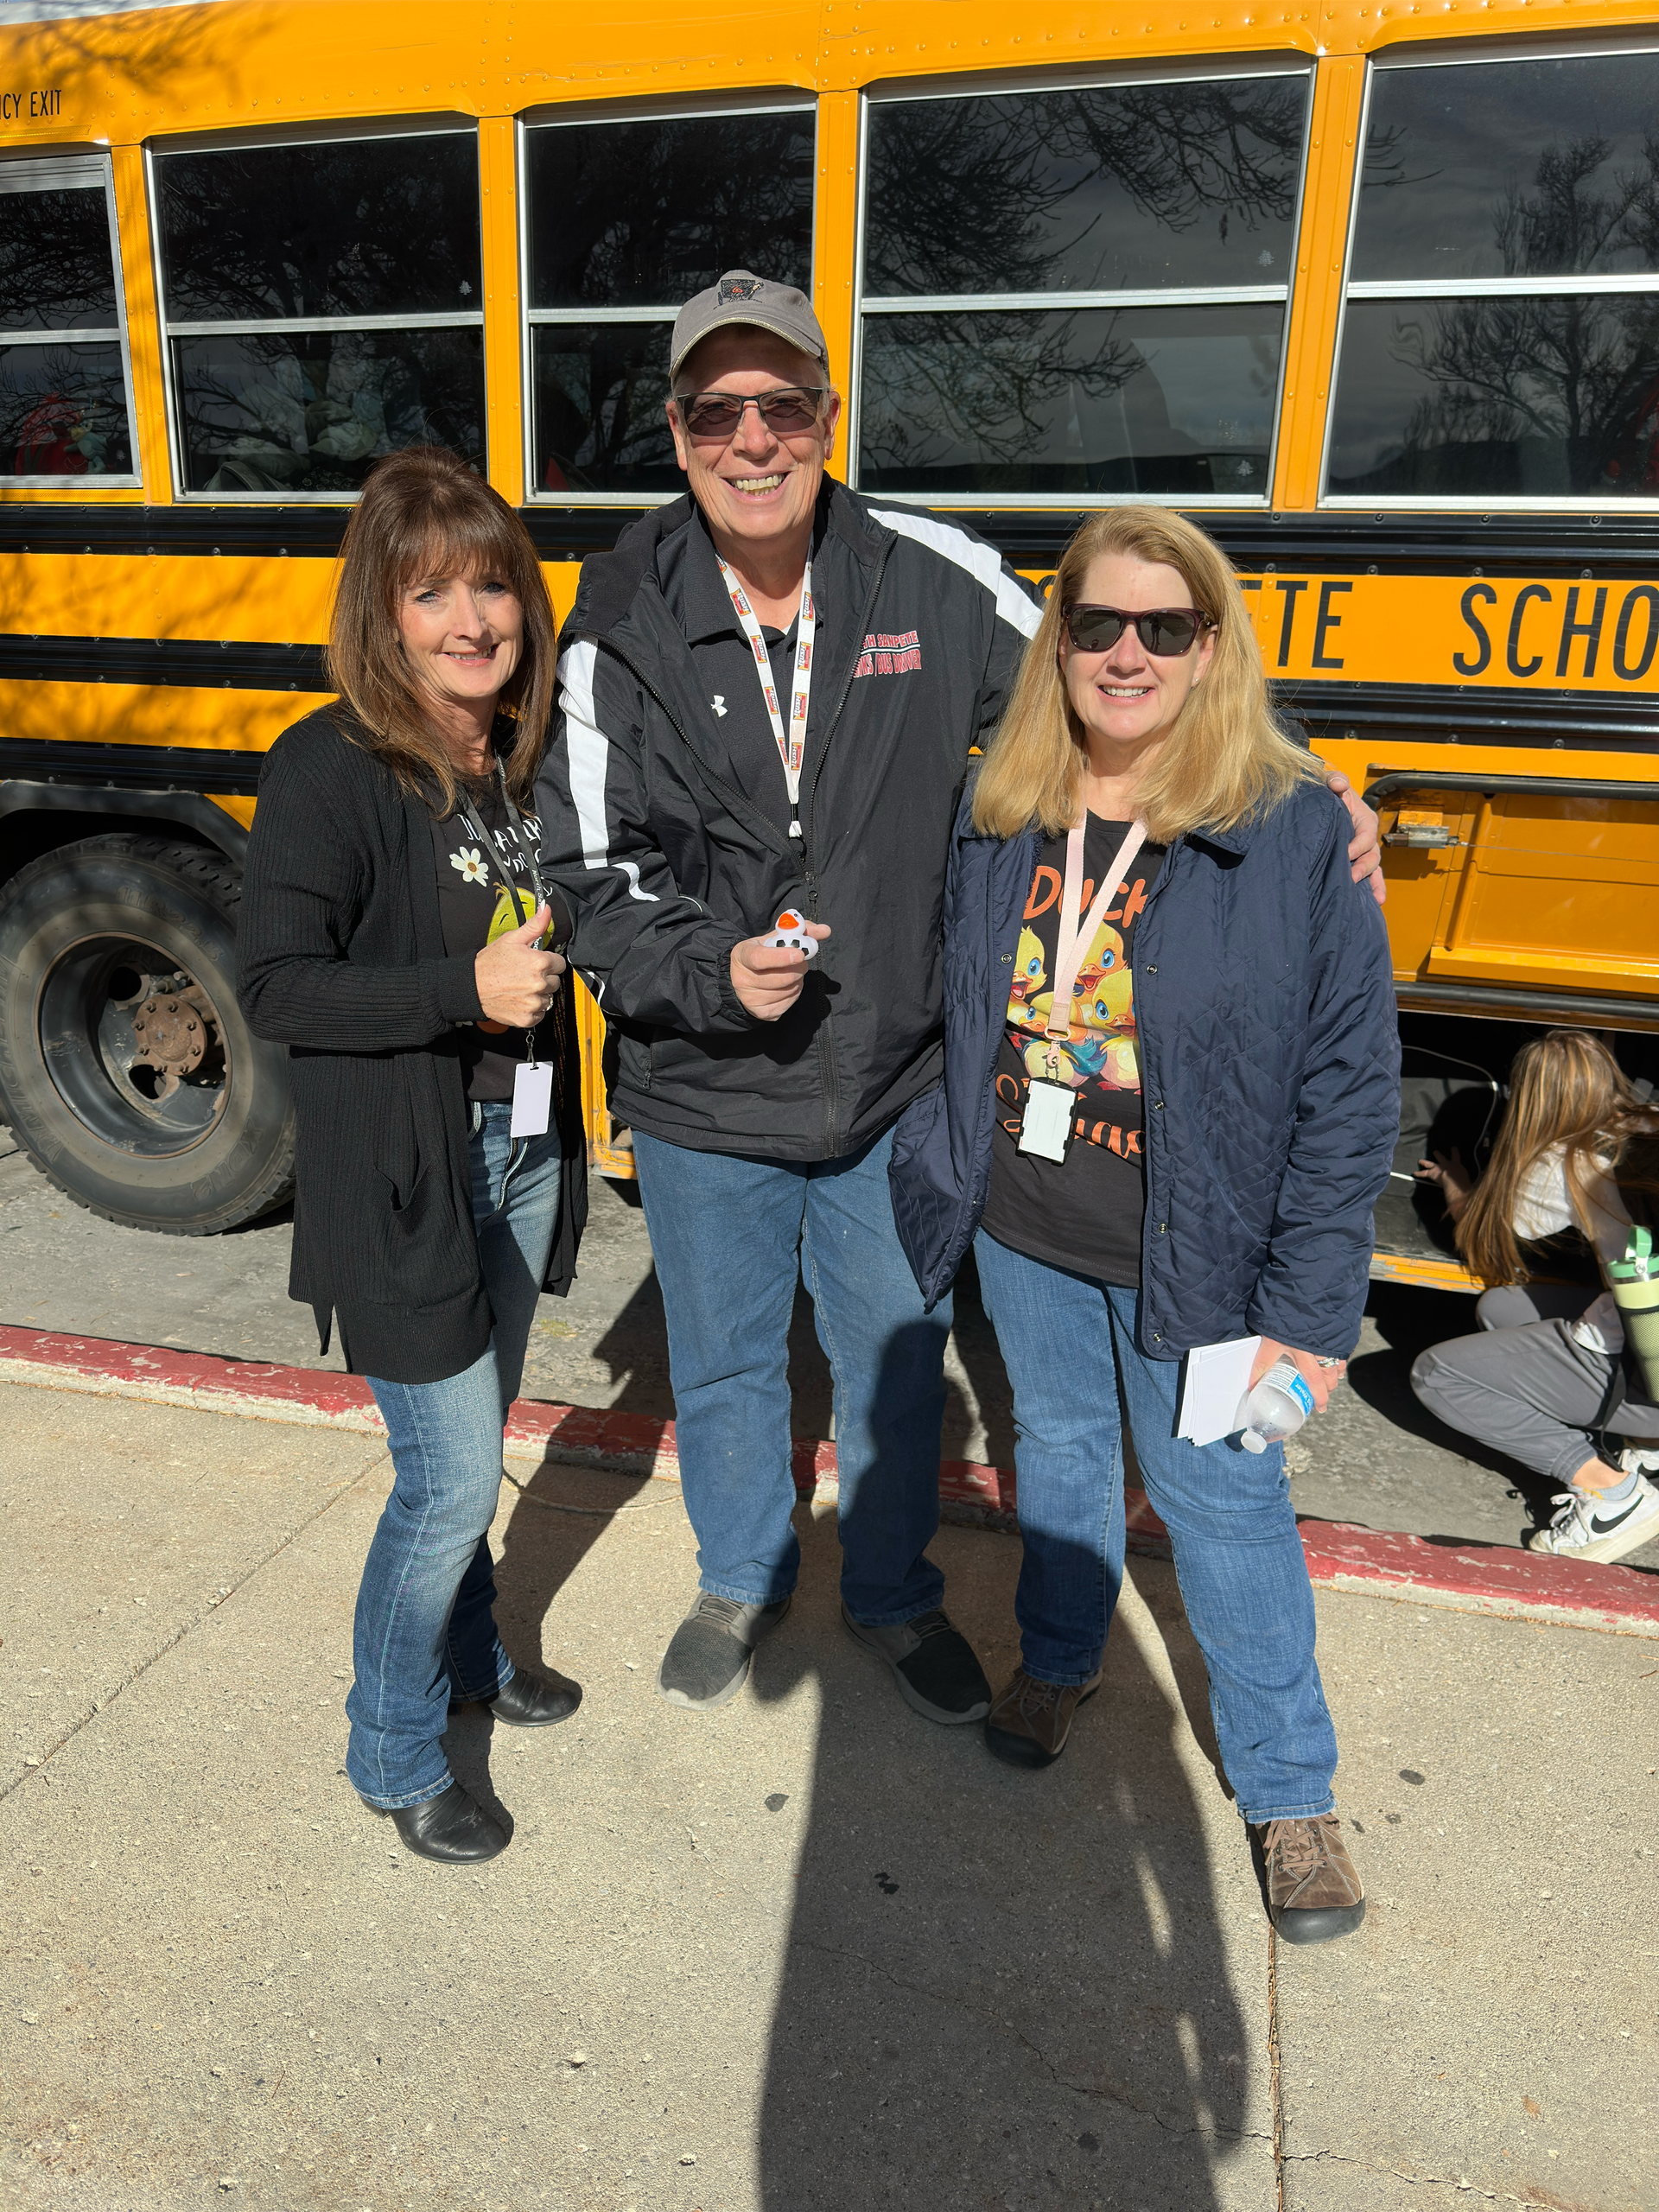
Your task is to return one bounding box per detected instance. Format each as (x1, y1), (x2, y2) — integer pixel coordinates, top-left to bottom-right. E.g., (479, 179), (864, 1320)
(510, 1060), (554, 1137)
(1017, 1078), (1073, 1162)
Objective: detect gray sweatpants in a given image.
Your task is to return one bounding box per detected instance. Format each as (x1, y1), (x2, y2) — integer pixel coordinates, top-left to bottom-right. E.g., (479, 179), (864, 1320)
(1411, 1285), (1659, 1487)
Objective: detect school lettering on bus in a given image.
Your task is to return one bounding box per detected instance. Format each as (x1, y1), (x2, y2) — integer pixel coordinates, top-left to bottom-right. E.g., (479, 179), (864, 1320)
(1450, 581), (1659, 684)
(1236, 573), (1659, 695)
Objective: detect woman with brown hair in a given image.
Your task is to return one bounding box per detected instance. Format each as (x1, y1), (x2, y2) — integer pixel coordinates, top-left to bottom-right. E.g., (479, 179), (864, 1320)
(1412, 1030), (1659, 1564)
(239, 446), (587, 1864)
(889, 504), (1399, 1943)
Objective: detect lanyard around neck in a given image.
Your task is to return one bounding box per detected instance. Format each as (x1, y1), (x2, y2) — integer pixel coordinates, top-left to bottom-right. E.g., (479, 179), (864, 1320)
(454, 756), (551, 1064)
(717, 555), (815, 840)
(455, 757), (546, 927)
(1045, 817), (1147, 1043)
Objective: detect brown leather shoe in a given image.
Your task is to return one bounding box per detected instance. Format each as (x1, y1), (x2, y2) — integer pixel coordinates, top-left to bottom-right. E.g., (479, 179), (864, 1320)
(1252, 1813), (1366, 1944)
(984, 1666), (1102, 1769)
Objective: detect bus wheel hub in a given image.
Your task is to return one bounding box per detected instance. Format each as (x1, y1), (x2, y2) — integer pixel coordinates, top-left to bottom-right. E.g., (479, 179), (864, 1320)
(129, 985), (214, 1095)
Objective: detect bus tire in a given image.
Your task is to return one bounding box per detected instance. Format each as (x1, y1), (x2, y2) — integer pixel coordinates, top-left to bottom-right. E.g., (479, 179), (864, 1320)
(0, 833), (296, 1236)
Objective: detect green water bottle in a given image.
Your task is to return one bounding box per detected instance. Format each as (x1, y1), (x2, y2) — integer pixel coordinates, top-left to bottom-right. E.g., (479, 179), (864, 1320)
(1607, 1225), (1659, 1405)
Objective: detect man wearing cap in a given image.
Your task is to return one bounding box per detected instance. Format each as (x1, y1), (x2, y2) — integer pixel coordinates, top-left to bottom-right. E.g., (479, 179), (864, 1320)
(537, 271), (1382, 1724)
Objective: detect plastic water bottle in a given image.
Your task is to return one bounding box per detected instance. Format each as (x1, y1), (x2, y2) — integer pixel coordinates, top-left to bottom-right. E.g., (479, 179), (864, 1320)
(1235, 1358), (1316, 1453)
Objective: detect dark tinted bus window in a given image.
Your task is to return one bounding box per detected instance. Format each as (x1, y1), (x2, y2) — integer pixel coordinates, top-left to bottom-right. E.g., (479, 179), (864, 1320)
(531, 323), (677, 493)
(855, 75), (1304, 500)
(1330, 53), (1659, 500)
(0, 186), (118, 330)
(1328, 296), (1659, 498)
(523, 106), (815, 497)
(866, 78), (1306, 297)
(156, 136), (481, 321)
(0, 161), (135, 481)
(1353, 54), (1659, 284)
(0, 342), (132, 475)
(173, 327), (484, 493)
(525, 111), (814, 308)
(859, 304), (1281, 496)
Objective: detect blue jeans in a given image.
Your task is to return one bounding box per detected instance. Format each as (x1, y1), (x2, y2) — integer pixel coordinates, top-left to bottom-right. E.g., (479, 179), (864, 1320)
(974, 1230), (1338, 1826)
(346, 1102), (562, 1810)
(632, 1126), (951, 1624)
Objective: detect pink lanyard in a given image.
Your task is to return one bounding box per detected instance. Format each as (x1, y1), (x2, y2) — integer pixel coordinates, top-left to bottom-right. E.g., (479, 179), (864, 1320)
(717, 556), (815, 838)
(1044, 817), (1147, 1044)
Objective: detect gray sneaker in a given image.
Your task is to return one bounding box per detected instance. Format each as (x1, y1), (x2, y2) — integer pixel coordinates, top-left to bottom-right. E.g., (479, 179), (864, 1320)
(841, 1603), (992, 1725)
(657, 1592), (791, 1711)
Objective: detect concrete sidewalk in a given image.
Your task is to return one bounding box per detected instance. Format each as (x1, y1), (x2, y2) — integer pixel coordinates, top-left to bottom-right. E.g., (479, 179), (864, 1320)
(2, 1383), (1654, 2211)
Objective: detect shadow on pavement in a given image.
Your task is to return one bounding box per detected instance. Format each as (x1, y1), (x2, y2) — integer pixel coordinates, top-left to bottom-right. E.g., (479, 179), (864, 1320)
(748, 1507), (1256, 2209)
(451, 1452), (658, 1815)
(579, 1265), (840, 1437)
(486, 1290), (1265, 2206)
(575, 1236), (1016, 1469)
(947, 1243), (1018, 1466)
(493, 1453), (656, 1637)
(1348, 1283), (1563, 1527)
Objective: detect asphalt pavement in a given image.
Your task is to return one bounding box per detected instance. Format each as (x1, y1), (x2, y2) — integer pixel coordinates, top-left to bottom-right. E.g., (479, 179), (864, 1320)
(3, 1135), (1653, 1570)
(2, 1382), (1654, 2211)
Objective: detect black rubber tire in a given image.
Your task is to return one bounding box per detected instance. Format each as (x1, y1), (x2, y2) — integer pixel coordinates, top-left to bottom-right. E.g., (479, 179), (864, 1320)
(0, 834), (296, 1235)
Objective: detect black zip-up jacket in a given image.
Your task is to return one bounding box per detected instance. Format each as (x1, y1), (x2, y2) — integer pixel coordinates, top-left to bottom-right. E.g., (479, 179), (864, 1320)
(536, 482), (1043, 1160)
(238, 709), (588, 1384)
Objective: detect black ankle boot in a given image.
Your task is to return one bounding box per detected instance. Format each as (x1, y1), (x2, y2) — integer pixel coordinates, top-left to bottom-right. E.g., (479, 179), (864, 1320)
(449, 1667), (582, 1727)
(386, 1782), (508, 1864)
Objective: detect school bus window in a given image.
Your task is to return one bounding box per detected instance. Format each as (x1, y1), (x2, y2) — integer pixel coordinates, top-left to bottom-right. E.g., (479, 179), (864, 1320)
(522, 105), (816, 499)
(855, 73), (1309, 502)
(150, 130), (485, 497)
(0, 156), (136, 484)
(1327, 50), (1659, 504)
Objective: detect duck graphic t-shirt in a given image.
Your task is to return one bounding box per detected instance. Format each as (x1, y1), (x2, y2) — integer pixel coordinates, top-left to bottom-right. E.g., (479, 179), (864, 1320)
(979, 814), (1166, 1287)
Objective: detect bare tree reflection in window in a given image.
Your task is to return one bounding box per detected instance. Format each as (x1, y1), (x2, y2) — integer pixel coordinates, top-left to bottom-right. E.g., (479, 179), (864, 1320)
(861, 307), (1280, 495)
(533, 324), (677, 494)
(1357, 141), (1659, 493)
(865, 80), (1306, 298)
(156, 139), (482, 321)
(528, 114), (815, 308)
(0, 188), (118, 331)
(864, 310), (1141, 480)
(175, 330), (485, 493)
(0, 341), (130, 475)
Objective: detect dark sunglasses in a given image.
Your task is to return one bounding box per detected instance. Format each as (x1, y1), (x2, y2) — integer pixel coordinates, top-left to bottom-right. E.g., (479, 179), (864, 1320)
(676, 386), (827, 439)
(1062, 603), (1213, 657)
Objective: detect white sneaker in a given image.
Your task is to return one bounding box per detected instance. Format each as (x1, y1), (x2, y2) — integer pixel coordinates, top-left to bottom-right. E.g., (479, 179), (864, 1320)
(1616, 1445), (1659, 1478)
(1527, 1471), (1659, 1565)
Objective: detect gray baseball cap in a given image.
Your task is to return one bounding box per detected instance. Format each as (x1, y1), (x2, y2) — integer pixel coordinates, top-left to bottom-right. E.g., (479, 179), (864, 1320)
(669, 270), (830, 385)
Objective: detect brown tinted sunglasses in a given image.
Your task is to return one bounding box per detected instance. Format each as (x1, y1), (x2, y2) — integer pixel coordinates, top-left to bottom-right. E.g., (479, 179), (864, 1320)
(676, 387), (828, 439)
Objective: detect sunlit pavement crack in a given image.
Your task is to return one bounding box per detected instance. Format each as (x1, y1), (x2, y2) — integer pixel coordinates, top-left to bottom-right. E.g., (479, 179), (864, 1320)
(1282, 2145), (1572, 2203)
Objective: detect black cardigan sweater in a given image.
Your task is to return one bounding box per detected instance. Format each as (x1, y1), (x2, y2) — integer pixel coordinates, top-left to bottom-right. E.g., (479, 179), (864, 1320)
(238, 708), (587, 1384)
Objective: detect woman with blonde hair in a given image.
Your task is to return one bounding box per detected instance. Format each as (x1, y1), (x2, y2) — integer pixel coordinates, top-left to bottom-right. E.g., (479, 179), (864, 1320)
(889, 505), (1398, 1944)
(1411, 1030), (1659, 1564)
(239, 447), (587, 1865)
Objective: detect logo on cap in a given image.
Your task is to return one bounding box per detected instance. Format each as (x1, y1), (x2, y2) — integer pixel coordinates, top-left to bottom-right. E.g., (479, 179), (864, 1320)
(719, 275), (763, 302)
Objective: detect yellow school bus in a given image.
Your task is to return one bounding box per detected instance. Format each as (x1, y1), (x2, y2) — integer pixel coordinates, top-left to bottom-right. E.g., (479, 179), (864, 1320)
(1, 0), (1656, 1287)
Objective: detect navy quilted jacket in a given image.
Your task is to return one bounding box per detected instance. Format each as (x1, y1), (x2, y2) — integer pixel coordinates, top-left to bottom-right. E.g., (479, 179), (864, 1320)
(887, 780), (1401, 1360)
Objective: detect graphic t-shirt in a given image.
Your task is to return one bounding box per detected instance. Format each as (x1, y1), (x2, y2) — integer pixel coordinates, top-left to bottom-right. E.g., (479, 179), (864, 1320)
(978, 815), (1166, 1287)
(431, 784), (570, 1102)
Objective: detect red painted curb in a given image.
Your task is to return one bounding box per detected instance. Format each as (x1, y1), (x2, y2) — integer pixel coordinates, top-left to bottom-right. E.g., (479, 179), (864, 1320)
(2, 1324), (1655, 1636)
